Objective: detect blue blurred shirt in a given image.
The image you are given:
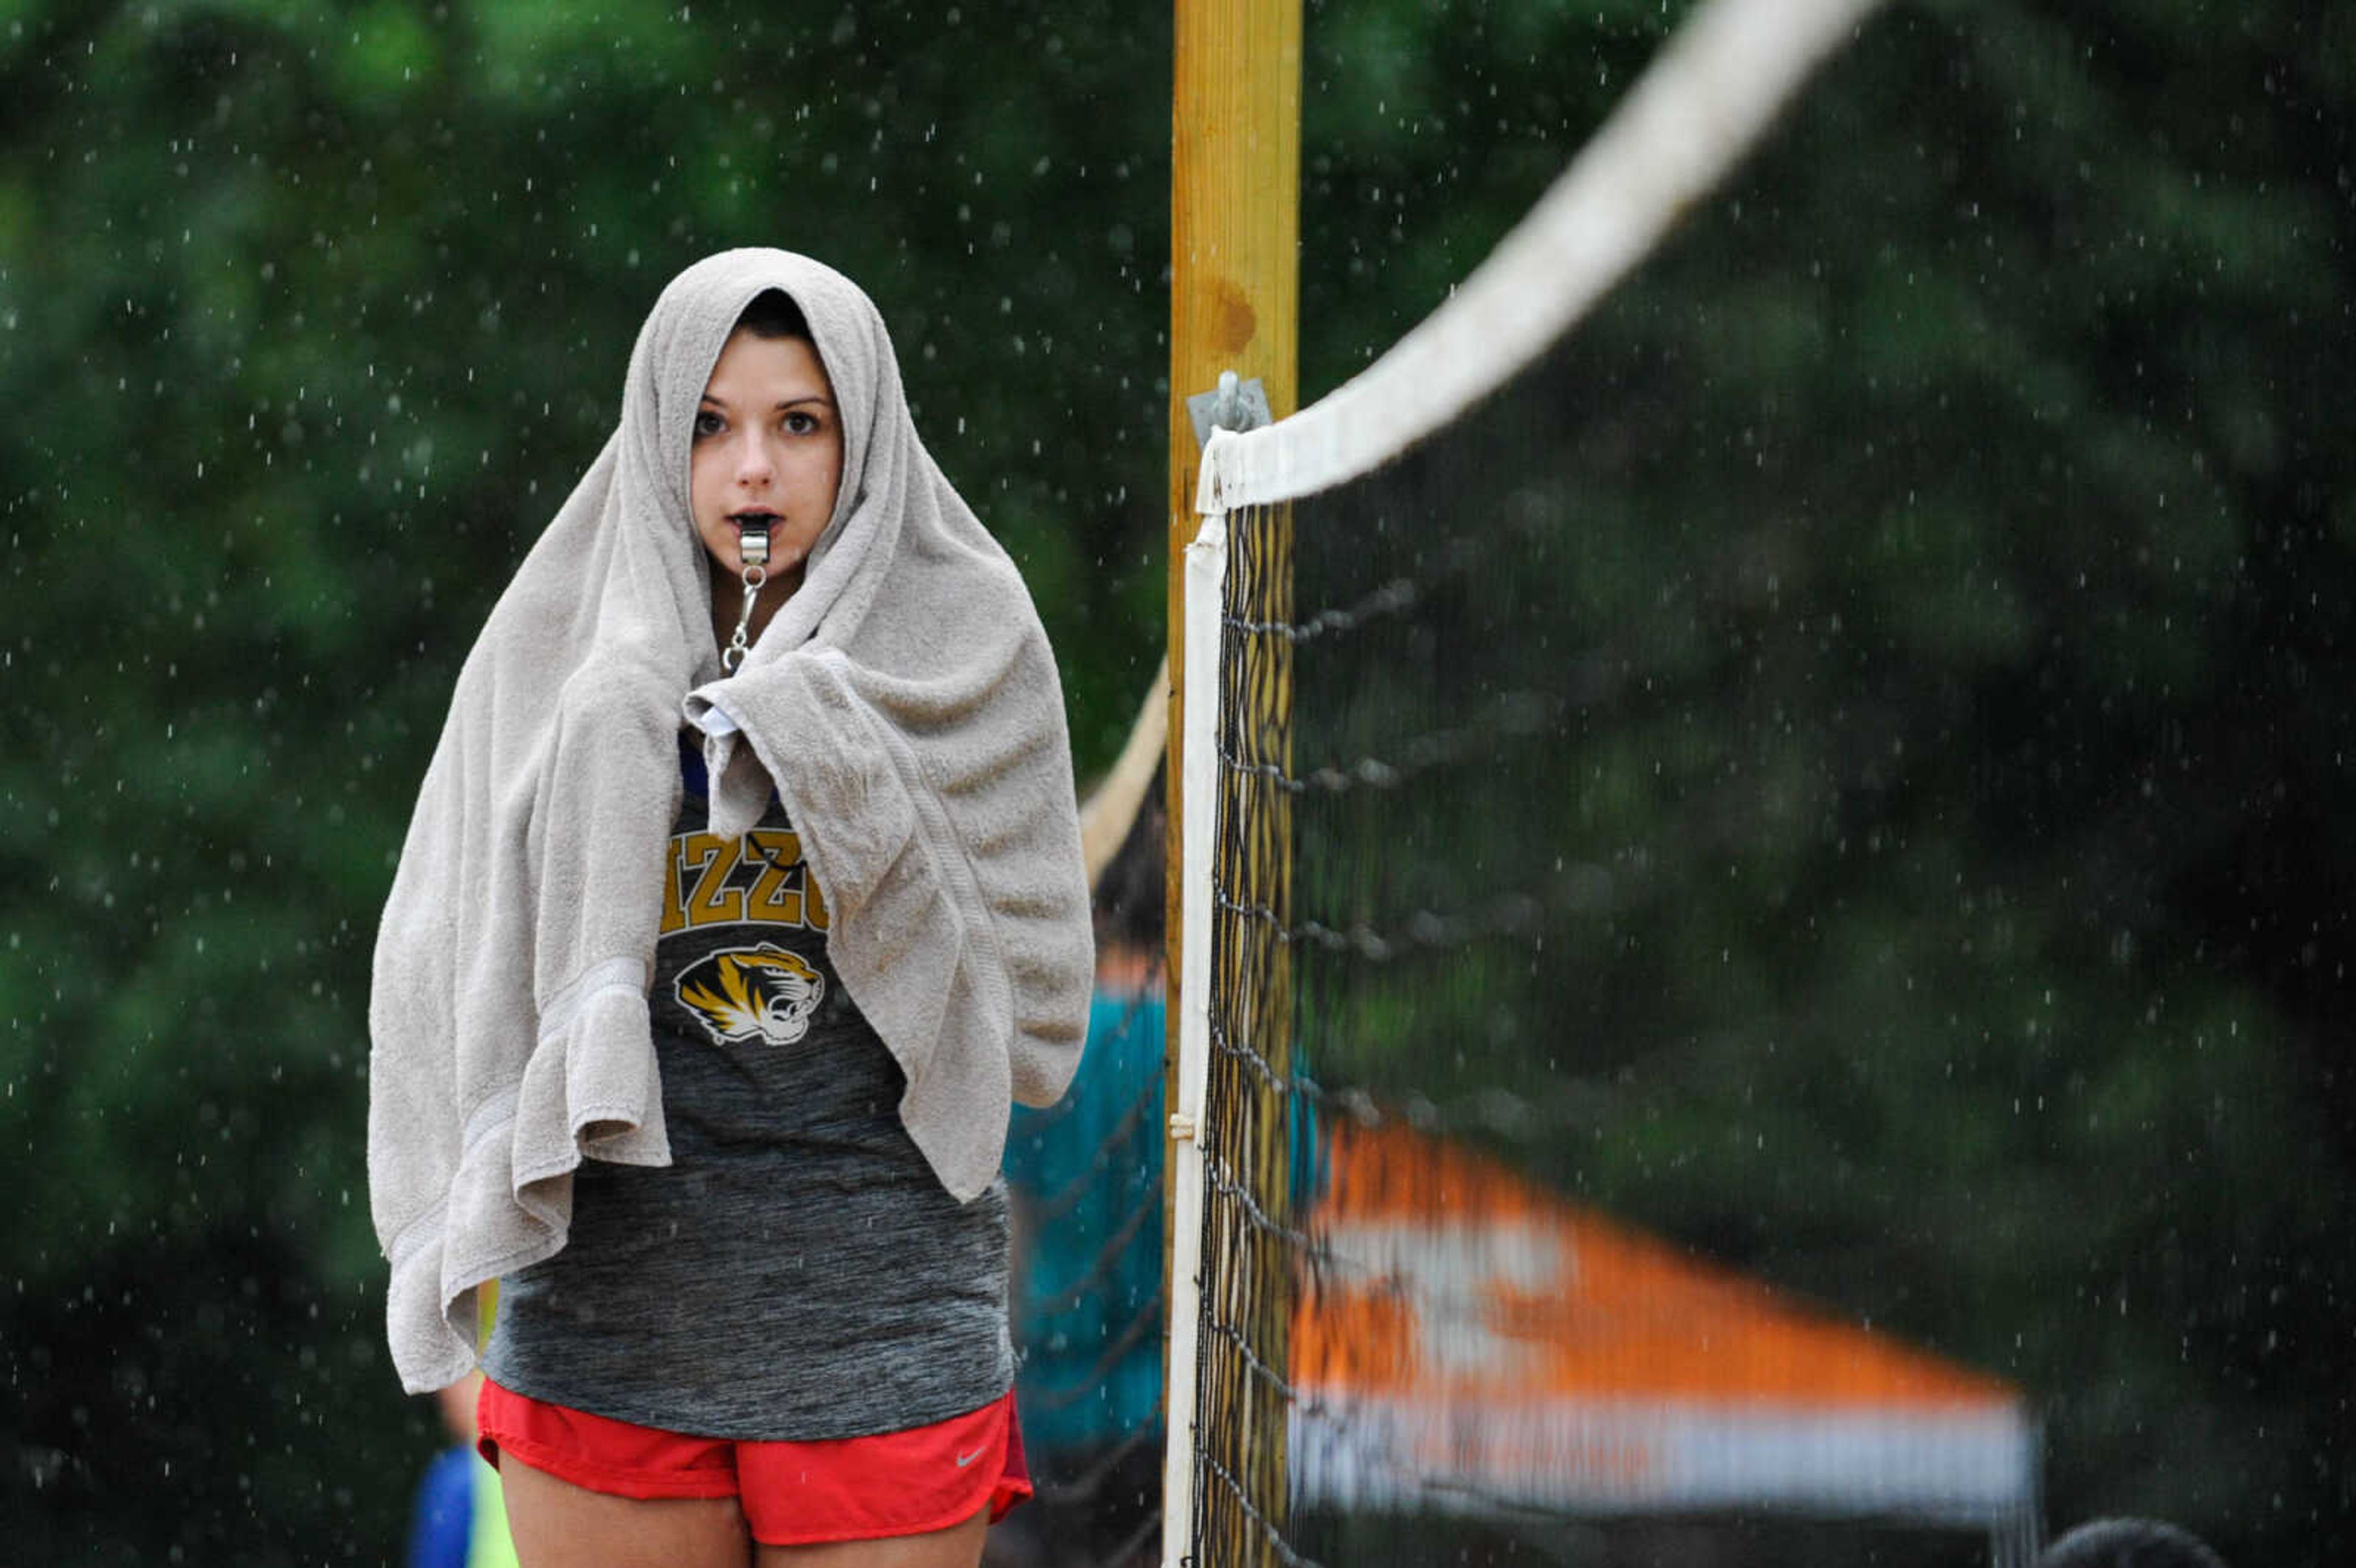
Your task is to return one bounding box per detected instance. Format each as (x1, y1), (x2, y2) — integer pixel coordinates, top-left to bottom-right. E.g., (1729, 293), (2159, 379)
(404, 1445), (472, 1568)
(1005, 986), (1166, 1461)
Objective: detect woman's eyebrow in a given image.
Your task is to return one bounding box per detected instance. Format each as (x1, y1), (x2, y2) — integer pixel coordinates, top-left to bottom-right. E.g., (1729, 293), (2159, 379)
(698, 391), (833, 406)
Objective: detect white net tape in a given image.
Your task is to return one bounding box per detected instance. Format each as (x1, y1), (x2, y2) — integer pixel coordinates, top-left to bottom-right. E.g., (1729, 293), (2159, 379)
(1196, 0), (1887, 520)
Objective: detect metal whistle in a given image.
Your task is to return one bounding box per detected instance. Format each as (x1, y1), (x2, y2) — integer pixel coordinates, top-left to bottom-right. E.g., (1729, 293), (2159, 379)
(722, 518), (772, 674)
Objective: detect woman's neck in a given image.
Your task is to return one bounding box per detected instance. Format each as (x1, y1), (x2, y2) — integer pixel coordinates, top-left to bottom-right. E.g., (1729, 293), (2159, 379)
(709, 556), (805, 661)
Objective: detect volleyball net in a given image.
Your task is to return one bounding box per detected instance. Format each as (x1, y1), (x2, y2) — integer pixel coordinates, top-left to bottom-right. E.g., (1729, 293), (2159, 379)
(1165, 1), (2042, 1565)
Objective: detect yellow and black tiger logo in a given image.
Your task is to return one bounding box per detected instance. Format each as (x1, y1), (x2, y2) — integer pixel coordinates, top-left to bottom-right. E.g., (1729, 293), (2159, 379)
(675, 944), (826, 1048)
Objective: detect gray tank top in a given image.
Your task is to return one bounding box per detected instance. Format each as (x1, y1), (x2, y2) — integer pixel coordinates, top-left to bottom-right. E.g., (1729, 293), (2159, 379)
(483, 742), (1012, 1440)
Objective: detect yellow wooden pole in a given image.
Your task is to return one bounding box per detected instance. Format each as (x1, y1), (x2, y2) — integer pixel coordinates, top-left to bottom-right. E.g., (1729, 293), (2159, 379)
(1166, 0), (1300, 978)
(1167, 6), (1300, 1565)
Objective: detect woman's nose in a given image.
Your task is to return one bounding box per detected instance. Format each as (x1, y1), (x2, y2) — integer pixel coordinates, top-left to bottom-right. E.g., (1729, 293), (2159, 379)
(734, 435), (776, 485)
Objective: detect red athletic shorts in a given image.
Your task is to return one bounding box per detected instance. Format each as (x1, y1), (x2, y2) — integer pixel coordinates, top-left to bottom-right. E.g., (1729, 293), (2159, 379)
(476, 1377), (1032, 1547)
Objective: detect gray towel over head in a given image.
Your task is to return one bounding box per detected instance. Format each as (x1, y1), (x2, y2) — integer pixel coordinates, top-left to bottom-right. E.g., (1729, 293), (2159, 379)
(368, 248), (1093, 1395)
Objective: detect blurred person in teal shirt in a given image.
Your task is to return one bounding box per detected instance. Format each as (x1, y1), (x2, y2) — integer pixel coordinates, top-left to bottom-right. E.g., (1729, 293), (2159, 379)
(1001, 759), (1165, 1568)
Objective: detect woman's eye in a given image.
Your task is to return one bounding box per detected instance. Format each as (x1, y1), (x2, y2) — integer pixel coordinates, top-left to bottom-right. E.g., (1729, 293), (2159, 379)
(786, 411), (822, 436)
(693, 410), (725, 438)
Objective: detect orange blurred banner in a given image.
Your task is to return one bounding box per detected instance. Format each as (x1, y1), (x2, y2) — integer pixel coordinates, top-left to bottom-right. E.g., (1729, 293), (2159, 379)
(1293, 1121), (2038, 1527)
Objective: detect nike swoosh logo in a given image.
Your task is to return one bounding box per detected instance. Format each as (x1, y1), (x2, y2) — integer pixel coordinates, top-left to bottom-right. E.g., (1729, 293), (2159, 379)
(955, 1446), (987, 1468)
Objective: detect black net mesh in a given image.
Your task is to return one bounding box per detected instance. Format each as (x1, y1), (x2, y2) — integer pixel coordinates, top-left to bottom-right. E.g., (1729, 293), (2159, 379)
(1186, 315), (2047, 1568)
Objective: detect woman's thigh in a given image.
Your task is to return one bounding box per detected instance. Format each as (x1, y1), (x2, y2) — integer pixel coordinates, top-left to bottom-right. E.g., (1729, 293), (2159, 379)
(753, 1504), (990, 1568)
(499, 1449), (755, 1568)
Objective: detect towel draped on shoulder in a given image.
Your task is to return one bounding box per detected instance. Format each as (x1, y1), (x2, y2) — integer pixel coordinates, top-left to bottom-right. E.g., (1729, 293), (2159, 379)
(368, 249), (1093, 1394)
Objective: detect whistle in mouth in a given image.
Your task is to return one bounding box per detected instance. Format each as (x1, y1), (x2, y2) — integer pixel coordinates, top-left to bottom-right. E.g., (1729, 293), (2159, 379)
(738, 517), (772, 568)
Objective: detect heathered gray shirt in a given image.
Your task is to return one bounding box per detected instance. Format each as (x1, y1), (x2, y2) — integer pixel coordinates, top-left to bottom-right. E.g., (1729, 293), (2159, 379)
(483, 745), (1012, 1440)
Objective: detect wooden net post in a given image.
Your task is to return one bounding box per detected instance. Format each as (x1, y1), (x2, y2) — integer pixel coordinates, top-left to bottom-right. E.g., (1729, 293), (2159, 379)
(1167, 3), (1300, 1566)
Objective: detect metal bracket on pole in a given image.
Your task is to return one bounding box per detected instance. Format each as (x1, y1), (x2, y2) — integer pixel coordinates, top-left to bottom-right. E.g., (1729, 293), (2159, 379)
(1187, 369), (1272, 447)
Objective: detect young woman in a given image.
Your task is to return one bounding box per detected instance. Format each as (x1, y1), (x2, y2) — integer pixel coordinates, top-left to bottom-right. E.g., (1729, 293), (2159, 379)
(369, 250), (1095, 1568)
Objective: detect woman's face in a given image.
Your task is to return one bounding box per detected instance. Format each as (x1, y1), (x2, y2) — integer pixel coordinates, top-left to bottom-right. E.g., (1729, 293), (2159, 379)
(689, 327), (844, 583)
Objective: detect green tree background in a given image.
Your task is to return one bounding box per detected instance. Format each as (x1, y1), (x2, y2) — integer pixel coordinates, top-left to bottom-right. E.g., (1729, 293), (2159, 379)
(1, 1), (2346, 1564)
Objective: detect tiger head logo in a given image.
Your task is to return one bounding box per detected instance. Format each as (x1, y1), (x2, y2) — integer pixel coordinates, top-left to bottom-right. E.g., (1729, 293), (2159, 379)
(675, 944), (826, 1048)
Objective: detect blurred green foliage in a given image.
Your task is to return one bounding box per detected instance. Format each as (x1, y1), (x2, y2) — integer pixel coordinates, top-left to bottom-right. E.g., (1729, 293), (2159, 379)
(0, 0), (2347, 1564)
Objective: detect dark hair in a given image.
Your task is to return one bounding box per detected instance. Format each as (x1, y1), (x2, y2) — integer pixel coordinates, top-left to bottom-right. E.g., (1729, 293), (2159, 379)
(2038, 1520), (2230, 1568)
(1094, 763), (1166, 954)
(735, 288), (810, 341)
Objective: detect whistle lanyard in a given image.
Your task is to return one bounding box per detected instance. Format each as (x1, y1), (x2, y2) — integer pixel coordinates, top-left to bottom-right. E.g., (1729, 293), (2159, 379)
(722, 522), (771, 674)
